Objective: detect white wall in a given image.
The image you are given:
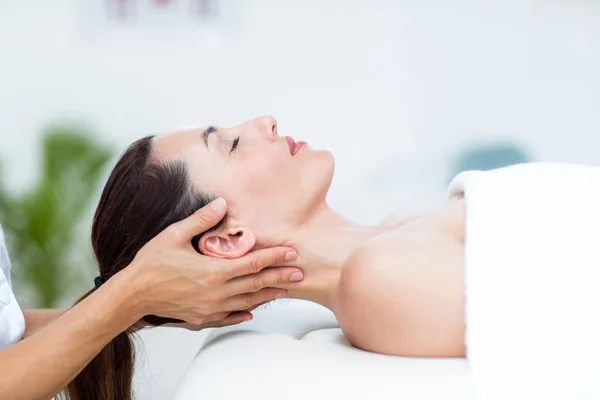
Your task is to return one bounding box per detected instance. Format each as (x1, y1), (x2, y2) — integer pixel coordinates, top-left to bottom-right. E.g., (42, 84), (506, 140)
(1, 1), (599, 399)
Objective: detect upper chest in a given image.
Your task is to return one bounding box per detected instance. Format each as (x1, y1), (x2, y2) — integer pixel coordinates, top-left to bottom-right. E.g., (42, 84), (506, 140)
(380, 198), (466, 244)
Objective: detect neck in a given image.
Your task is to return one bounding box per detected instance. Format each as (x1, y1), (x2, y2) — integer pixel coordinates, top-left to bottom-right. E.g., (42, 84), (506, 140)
(278, 205), (397, 310)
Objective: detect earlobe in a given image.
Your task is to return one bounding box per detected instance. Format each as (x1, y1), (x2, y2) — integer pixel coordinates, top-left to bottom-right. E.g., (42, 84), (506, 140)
(199, 227), (256, 259)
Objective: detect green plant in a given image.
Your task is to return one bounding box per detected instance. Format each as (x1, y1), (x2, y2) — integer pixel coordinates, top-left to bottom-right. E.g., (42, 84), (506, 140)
(0, 124), (113, 308)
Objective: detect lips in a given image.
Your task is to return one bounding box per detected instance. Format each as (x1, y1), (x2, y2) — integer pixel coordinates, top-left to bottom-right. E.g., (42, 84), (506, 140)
(285, 136), (306, 156)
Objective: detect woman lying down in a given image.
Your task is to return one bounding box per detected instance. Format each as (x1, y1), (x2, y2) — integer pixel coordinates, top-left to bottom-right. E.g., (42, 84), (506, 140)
(73, 116), (600, 400)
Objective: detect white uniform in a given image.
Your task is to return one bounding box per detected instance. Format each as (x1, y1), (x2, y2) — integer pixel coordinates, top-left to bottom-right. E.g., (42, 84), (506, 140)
(0, 224), (25, 349)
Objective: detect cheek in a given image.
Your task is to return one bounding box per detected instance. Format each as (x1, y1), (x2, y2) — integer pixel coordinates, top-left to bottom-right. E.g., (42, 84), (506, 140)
(226, 152), (301, 219)
(238, 156), (290, 196)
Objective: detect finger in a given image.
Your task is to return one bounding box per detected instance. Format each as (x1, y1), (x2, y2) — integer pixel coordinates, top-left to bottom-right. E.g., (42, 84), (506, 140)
(166, 312), (233, 330)
(163, 322), (204, 331)
(168, 198), (227, 242)
(195, 311), (230, 325)
(221, 288), (286, 312)
(224, 266), (303, 297)
(206, 311), (253, 328)
(163, 312), (231, 330)
(225, 247), (298, 279)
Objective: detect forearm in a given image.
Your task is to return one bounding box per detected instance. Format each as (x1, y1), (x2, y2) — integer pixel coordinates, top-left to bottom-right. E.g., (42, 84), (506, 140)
(0, 270), (143, 400)
(22, 309), (67, 339)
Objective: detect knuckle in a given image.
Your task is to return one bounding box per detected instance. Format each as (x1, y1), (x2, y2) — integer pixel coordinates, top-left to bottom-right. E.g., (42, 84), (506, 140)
(248, 275), (264, 292)
(249, 257), (264, 274)
(187, 314), (204, 325)
(271, 253), (282, 265)
(241, 296), (254, 310)
(261, 269), (281, 286)
(169, 227), (185, 243)
(275, 271), (285, 285)
(202, 313), (219, 323)
(269, 249), (284, 264)
(193, 305), (211, 318)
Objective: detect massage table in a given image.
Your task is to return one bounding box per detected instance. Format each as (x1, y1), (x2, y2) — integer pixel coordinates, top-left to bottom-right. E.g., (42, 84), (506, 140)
(173, 299), (472, 399)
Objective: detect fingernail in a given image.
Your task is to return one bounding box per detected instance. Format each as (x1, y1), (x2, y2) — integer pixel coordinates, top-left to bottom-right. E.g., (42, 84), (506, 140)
(284, 251), (297, 261)
(245, 314), (254, 321)
(290, 272), (303, 282)
(210, 197), (226, 213)
(275, 291), (286, 299)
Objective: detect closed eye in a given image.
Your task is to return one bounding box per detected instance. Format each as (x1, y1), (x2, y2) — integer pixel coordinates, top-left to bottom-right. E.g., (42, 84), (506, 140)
(230, 137), (240, 153)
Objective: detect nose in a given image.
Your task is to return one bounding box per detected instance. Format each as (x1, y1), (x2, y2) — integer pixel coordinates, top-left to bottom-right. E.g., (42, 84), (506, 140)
(255, 115), (278, 139)
(235, 115), (278, 142)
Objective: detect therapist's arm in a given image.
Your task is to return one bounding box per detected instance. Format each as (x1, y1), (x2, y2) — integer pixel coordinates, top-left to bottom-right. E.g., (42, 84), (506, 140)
(0, 198), (302, 400)
(22, 309), (66, 339)
(0, 272), (143, 400)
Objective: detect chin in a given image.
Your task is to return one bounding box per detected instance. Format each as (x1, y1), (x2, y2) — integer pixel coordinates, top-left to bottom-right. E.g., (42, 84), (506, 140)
(324, 151), (335, 177)
(311, 150), (335, 197)
(294, 152), (334, 219)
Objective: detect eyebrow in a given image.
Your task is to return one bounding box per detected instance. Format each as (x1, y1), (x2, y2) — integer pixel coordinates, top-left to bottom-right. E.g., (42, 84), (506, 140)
(202, 125), (217, 148)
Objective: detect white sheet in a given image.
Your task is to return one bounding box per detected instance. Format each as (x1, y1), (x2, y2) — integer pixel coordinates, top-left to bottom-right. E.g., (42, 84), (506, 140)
(449, 162), (600, 400)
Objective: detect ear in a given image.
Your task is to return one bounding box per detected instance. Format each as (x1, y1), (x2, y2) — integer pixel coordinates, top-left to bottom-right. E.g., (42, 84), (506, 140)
(198, 226), (256, 259)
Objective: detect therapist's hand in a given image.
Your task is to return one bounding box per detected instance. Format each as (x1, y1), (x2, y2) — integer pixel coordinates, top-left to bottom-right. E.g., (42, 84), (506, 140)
(126, 197), (302, 328)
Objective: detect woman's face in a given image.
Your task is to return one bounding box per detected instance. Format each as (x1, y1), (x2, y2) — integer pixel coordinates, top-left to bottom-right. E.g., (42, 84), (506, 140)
(153, 116), (335, 242)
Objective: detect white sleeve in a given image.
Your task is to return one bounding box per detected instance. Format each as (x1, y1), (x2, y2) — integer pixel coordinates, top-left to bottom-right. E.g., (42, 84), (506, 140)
(0, 225), (25, 349)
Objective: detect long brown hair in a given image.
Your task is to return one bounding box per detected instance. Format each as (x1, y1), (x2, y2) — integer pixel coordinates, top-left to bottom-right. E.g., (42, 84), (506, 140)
(64, 136), (224, 400)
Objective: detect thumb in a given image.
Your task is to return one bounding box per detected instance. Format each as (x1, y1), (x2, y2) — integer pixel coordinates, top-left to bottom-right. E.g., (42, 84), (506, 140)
(172, 197), (227, 241)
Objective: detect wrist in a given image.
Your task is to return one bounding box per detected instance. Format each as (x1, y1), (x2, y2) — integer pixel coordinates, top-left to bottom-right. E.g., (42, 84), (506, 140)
(100, 265), (147, 325)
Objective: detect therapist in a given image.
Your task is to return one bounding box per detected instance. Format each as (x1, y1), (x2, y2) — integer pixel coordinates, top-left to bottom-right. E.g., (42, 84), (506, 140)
(0, 198), (302, 400)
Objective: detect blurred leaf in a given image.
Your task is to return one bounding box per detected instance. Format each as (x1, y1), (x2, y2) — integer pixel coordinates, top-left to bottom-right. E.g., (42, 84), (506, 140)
(0, 124), (114, 308)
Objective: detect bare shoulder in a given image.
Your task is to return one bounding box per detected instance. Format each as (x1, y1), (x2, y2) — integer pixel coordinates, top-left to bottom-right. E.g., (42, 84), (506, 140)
(343, 229), (461, 280)
(336, 219), (465, 357)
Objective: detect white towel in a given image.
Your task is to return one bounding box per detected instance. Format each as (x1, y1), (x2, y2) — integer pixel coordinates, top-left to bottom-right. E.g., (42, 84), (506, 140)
(448, 162), (600, 400)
